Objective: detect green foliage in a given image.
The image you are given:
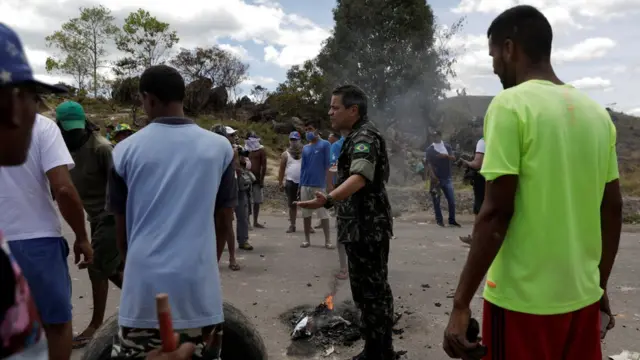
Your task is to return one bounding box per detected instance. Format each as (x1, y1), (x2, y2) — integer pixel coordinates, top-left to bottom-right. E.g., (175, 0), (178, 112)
(317, 0), (459, 131)
(45, 5), (119, 97)
(45, 32), (91, 90)
(169, 46), (248, 87)
(268, 59), (329, 122)
(115, 9), (179, 73)
(269, 0), (461, 133)
(250, 85), (270, 104)
(111, 76), (141, 122)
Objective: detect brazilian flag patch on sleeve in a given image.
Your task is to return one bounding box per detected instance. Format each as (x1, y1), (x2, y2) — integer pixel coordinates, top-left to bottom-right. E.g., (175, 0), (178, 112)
(353, 143), (370, 154)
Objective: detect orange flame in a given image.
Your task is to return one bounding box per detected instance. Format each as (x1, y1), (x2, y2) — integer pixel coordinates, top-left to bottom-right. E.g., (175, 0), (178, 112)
(323, 295), (334, 310)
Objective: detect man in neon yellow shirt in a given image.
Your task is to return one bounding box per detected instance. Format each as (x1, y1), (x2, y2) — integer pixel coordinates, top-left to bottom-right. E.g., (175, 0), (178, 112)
(443, 5), (622, 360)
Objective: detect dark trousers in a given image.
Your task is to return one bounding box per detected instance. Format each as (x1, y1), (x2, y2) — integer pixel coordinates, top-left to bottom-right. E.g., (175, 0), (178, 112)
(430, 177), (456, 223)
(344, 236), (394, 358)
(234, 191), (249, 245)
(472, 174), (486, 215)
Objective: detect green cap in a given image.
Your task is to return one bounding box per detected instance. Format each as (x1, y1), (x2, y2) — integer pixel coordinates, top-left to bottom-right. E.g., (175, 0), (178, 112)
(55, 101), (86, 131)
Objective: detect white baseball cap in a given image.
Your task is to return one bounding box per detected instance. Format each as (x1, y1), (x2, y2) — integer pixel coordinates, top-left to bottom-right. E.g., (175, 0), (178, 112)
(225, 126), (237, 135)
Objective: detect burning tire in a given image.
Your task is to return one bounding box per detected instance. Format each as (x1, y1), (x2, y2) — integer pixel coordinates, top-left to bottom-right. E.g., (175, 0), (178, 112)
(81, 302), (268, 360)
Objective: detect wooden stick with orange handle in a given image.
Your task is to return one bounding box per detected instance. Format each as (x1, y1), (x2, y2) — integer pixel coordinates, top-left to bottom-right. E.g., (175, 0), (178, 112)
(156, 293), (178, 353)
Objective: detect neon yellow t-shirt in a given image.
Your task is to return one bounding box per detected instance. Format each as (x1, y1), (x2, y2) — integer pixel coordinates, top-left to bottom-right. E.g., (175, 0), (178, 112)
(481, 79), (619, 315)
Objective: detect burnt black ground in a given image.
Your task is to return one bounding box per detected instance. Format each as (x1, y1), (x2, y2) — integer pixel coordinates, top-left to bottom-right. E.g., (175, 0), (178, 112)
(68, 213), (640, 360)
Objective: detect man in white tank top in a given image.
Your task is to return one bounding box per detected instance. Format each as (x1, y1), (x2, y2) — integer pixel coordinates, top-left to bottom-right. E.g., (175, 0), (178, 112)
(278, 131), (303, 233)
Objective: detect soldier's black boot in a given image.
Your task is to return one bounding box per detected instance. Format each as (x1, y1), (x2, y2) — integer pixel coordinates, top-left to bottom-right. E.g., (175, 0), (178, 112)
(352, 333), (395, 360)
(351, 333), (376, 360)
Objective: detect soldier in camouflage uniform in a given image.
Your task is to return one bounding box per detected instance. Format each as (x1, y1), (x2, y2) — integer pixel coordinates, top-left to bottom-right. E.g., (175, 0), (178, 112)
(297, 85), (394, 360)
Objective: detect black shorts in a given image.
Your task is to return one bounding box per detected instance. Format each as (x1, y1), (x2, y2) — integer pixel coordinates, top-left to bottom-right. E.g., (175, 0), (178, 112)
(472, 174), (486, 215)
(285, 180), (299, 206)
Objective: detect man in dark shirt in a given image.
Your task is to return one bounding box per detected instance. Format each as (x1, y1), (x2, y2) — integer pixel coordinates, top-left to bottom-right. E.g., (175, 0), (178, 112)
(426, 131), (461, 227)
(56, 100), (123, 348)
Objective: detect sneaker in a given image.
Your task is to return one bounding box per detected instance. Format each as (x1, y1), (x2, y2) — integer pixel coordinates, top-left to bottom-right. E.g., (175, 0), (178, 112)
(449, 221), (462, 227)
(239, 243), (254, 250)
(436, 221), (445, 227)
(286, 225), (296, 233)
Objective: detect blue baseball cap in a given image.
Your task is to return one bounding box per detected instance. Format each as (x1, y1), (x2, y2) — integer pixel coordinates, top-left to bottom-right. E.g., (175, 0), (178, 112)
(0, 23), (66, 93)
(289, 131), (301, 140)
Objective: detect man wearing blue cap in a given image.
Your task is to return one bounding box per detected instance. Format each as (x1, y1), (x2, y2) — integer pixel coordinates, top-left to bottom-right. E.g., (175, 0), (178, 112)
(0, 23), (93, 360)
(278, 131), (303, 232)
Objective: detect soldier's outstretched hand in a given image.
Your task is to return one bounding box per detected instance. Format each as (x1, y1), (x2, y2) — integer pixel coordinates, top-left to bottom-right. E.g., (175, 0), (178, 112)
(295, 191), (327, 209)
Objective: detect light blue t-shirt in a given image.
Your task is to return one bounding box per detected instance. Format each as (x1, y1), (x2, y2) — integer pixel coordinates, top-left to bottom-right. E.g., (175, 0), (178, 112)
(330, 137), (344, 185)
(300, 139), (331, 188)
(111, 119), (234, 329)
(330, 137), (344, 165)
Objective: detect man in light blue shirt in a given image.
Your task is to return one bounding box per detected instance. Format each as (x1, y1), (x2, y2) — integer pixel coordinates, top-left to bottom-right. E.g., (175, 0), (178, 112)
(330, 134), (345, 183)
(107, 65), (236, 359)
(329, 133), (348, 280)
(299, 120), (332, 249)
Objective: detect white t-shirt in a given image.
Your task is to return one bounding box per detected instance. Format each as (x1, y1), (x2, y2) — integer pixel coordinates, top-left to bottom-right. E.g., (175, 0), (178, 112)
(284, 151), (301, 183)
(475, 138), (486, 154)
(0, 114), (74, 241)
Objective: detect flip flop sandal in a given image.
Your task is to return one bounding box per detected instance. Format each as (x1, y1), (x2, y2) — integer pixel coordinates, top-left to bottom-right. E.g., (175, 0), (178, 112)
(300, 242), (310, 248)
(229, 263), (241, 271)
(72, 335), (92, 349)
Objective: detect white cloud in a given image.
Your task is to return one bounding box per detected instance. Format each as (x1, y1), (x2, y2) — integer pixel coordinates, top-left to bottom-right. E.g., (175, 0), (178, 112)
(263, 45), (279, 63)
(628, 108), (640, 116)
(243, 76), (277, 86)
(569, 76), (612, 90)
(554, 37), (616, 63)
(5, 0), (330, 72)
(218, 44), (251, 61)
(451, 0), (640, 22)
(23, 47), (50, 69)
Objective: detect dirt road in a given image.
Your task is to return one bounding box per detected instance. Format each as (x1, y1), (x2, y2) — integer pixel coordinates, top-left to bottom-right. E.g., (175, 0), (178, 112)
(66, 214), (640, 360)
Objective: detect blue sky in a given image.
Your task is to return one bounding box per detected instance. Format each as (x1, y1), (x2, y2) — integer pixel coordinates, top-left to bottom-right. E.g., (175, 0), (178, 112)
(5, 0), (639, 114)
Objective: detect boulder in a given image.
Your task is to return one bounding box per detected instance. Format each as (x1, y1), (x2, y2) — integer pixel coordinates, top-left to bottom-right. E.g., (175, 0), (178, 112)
(205, 86), (228, 112)
(272, 116), (303, 134)
(184, 77), (213, 115)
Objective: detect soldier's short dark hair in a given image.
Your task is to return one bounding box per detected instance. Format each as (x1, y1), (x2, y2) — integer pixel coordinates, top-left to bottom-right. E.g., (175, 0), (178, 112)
(332, 84), (368, 118)
(487, 5), (553, 64)
(139, 65), (185, 104)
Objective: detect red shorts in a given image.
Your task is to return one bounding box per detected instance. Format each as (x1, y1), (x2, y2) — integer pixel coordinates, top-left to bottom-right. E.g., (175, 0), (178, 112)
(482, 300), (601, 360)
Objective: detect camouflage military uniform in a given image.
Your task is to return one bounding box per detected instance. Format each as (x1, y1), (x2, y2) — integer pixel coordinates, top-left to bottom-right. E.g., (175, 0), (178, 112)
(111, 325), (223, 359)
(334, 119), (394, 359)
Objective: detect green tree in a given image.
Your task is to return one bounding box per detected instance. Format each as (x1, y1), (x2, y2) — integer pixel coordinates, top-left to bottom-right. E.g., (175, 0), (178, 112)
(169, 46), (248, 88)
(110, 76), (141, 123)
(115, 9), (179, 72)
(250, 85), (270, 104)
(316, 0), (461, 132)
(268, 59), (330, 121)
(45, 5), (119, 97)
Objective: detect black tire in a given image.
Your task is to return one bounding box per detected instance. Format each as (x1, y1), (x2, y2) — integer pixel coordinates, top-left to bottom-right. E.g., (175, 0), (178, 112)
(81, 302), (267, 360)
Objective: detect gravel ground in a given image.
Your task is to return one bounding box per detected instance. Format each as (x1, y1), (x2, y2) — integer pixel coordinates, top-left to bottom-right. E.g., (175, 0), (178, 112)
(65, 212), (640, 360)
